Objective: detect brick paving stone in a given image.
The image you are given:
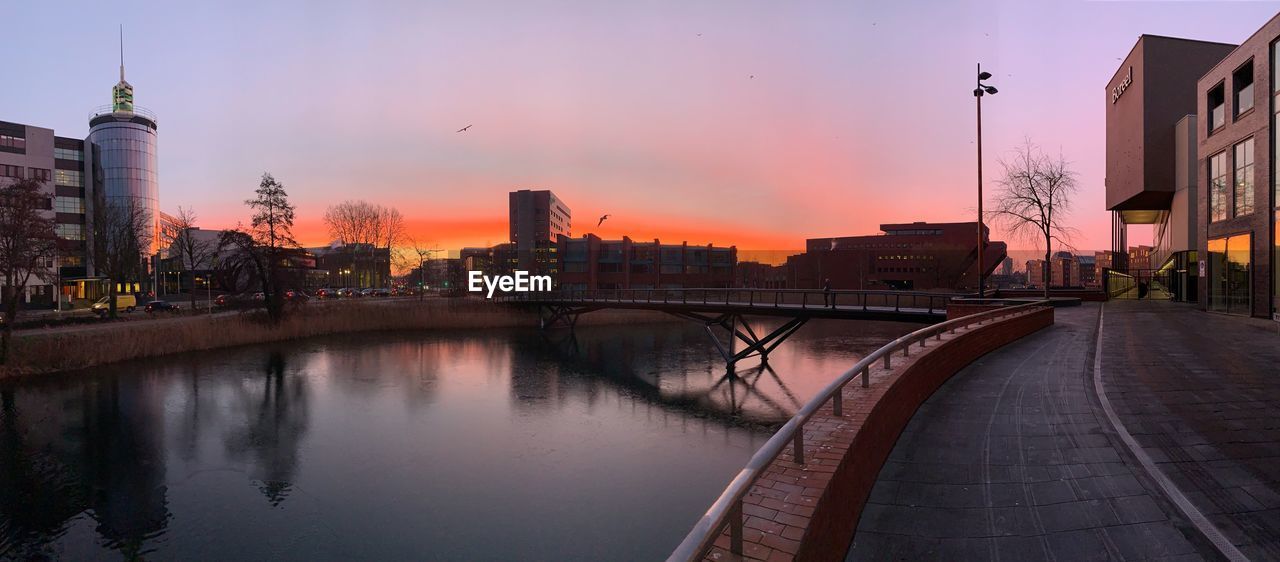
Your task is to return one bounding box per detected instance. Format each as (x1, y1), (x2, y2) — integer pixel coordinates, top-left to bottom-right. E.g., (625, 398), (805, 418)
(1100, 300), (1280, 558)
(846, 304), (1211, 561)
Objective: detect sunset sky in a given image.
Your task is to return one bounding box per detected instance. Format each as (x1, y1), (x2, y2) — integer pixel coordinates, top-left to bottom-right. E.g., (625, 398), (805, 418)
(9, 1), (1280, 261)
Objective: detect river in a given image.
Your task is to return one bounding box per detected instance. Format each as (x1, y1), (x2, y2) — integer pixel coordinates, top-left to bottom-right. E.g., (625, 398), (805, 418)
(0, 317), (913, 561)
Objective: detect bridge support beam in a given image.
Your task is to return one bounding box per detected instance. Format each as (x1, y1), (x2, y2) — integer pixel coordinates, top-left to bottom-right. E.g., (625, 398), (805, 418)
(538, 304), (599, 329)
(669, 311), (808, 370)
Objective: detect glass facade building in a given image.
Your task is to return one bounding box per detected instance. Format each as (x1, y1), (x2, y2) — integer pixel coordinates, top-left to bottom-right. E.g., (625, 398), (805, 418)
(88, 111), (159, 256)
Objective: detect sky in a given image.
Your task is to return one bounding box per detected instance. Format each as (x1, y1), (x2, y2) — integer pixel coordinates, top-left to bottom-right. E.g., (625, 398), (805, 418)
(8, 0), (1280, 261)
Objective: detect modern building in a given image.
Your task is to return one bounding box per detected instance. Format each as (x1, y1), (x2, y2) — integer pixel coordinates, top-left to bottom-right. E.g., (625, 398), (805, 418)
(1026, 259), (1047, 289)
(1128, 245), (1154, 271)
(1079, 254), (1099, 288)
(1050, 251), (1082, 288)
(784, 222), (1007, 291)
(1, 125), (107, 309)
(0, 49), (163, 309)
(310, 244), (392, 289)
(509, 189), (570, 277)
(556, 234), (736, 291)
(1193, 15), (1280, 317)
(1106, 35), (1236, 303)
(736, 261), (788, 289)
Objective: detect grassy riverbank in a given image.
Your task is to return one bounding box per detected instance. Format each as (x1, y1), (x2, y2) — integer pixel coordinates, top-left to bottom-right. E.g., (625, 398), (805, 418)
(1, 298), (673, 377)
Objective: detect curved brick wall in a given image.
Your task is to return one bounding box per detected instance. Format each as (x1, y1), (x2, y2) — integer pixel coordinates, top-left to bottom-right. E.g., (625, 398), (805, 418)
(704, 306), (1053, 561)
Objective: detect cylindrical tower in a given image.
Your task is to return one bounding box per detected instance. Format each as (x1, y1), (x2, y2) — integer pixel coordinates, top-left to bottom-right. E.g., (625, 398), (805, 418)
(87, 61), (159, 257)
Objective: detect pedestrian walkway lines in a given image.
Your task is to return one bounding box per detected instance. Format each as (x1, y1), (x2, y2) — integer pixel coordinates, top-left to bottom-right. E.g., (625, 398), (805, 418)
(1091, 303), (1249, 561)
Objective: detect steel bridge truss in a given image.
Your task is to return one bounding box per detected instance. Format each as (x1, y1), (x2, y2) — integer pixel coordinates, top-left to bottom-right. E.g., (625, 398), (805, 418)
(667, 311), (808, 370)
(537, 305), (809, 371)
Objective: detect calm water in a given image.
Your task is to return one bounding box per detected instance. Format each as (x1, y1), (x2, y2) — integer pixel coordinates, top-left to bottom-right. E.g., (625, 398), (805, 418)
(0, 318), (912, 561)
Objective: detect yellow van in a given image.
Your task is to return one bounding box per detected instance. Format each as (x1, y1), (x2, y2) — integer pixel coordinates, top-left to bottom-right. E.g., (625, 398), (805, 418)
(91, 294), (138, 316)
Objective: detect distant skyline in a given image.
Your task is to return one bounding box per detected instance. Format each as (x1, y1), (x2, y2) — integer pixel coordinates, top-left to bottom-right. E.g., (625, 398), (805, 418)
(8, 1), (1280, 257)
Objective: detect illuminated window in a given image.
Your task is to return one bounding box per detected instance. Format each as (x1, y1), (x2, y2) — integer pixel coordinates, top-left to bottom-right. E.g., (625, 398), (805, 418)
(55, 223), (84, 241)
(54, 169), (83, 187)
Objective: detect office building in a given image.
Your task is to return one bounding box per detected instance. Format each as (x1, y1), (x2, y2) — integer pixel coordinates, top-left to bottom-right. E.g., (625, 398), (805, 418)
(1193, 15), (1280, 317)
(1051, 252), (1082, 288)
(557, 234), (736, 291)
(1106, 35), (1235, 303)
(1, 124), (103, 309)
(1026, 259), (1047, 288)
(509, 189), (570, 276)
(784, 222), (1007, 291)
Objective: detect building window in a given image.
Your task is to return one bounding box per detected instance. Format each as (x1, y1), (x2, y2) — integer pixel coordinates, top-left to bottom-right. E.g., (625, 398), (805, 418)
(28, 168), (51, 182)
(1209, 151), (1229, 222)
(1208, 83), (1226, 131)
(1234, 138), (1254, 216)
(1274, 40), (1280, 305)
(0, 164), (23, 178)
(0, 134), (24, 151)
(54, 147), (84, 161)
(54, 169), (83, 187)
(55, 223), (84, 241)
(55, 196), (85, 214)
(1235, 60), (1255, 117)
(1207, 234), (1251, 315)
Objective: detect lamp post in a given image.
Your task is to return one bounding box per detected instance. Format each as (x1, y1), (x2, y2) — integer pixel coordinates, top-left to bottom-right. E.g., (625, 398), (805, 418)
(974, 63), (998, 295)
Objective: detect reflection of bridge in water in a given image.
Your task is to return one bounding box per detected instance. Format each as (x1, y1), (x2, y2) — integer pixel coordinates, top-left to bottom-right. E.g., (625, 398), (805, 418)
(538, 319), (890, 428)
(508, 289), (951, 370)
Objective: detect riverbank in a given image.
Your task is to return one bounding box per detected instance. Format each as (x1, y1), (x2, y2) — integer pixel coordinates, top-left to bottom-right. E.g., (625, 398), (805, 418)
(1, 298), (676, 377)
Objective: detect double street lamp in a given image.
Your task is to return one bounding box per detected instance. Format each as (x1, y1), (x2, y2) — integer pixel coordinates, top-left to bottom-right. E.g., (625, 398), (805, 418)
(974, 63), (997, 294)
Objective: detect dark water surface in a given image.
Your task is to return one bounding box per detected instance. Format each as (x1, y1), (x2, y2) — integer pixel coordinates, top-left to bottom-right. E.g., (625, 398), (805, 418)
(0, 318), (912, 561)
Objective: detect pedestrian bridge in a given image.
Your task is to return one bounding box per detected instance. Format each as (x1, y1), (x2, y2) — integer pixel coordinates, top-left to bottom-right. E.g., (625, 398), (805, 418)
(501, 288), (956, 369)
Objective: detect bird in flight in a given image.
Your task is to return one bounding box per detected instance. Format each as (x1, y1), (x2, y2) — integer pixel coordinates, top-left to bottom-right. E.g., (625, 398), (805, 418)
(749, 75), (755, 79)
(597, 214), (611, 227)
(457, 125), (472, 132)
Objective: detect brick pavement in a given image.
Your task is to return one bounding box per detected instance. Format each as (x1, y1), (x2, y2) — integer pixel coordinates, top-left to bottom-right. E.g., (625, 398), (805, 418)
(846, 304), (1215, 561)
(1100, 299), (1280, 560)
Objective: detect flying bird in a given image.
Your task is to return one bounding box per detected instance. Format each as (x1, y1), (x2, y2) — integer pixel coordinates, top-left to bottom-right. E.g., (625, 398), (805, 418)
(749, 75), (755, 79)
(457, 125), (472, 132)
(597, 214), (611, 227)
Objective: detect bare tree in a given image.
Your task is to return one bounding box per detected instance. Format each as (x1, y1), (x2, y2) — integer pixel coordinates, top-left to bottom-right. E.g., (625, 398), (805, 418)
(989, 139), (1078, 299)
(324, 200), (404, 288)
(93, 197), (153, 319)
(405, 238), (440, 300)
(167, 207), (216, 310)
(245, 172), (297, 323)
(0, 177), (59, 364)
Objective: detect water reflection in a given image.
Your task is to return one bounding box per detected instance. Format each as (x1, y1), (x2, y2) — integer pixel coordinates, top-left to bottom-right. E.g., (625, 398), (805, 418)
(0, 318), (911, 560)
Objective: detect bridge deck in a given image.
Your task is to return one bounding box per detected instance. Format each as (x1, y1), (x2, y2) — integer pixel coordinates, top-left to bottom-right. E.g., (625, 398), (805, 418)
(526, 297), (945, 322)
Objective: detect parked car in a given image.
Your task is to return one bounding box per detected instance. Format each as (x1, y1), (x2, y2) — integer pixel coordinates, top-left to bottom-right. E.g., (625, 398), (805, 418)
(339, 288), (361, 298)
(144, 300), (180, 314)
(315, 288), (337, 299)
(285, 290), (311, 302)
(91, 294), (138, 316)
(373, 288), (392, 297)
(360, 288), (375, 297)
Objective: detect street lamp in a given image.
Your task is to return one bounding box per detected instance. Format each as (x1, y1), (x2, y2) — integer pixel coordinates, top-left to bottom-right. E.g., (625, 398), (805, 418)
(974, 63), (997, 295)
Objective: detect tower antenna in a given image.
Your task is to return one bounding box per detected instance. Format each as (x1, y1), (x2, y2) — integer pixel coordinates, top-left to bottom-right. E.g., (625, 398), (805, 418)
(119, 24), (125, 81)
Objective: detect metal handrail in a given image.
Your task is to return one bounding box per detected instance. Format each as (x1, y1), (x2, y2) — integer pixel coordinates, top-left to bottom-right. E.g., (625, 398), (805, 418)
(501, 288), (961, 314)
(89, 104), (158, 122)
(667, 299), (1051, 561)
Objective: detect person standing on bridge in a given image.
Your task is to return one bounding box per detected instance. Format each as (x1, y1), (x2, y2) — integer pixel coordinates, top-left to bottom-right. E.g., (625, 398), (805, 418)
(823, 278), (833, 308)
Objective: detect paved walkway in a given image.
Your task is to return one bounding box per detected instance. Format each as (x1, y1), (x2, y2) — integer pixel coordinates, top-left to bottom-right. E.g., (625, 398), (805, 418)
(1100, 300), (1280, 559)
(846, 303), (1216, 561)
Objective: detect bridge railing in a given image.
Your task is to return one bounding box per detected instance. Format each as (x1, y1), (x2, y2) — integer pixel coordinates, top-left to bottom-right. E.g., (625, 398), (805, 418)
(666, 299), (1051, 561)
(503, 288), (958, 314)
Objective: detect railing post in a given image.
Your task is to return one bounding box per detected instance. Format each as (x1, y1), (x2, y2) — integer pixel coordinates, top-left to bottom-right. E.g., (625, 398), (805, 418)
(793, 429), (805, 465)
(861, 366), (870, 387)
(884, 353), (891, 369)
(832, 391), (843, 416)
(802, 292), (807, 309)
(730, 501), (744, 555)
